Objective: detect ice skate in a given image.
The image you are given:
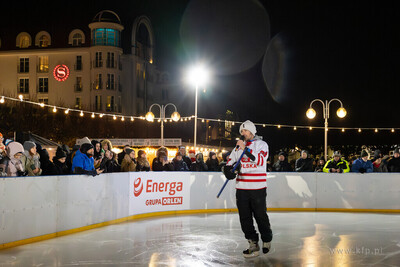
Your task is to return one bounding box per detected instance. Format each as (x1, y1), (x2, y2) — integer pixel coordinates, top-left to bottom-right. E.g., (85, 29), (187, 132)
(262, 241), (271, 254)
(243, 239), (260, 258)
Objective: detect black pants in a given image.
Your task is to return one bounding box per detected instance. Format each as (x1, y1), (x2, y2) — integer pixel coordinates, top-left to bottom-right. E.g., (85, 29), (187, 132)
(236, 188), (273, 242)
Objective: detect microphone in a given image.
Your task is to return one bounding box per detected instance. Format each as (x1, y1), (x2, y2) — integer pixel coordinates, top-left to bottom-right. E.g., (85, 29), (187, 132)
(236, 135), (245, 149)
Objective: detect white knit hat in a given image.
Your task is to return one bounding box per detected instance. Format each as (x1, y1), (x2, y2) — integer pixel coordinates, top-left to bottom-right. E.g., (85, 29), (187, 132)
(239, 120), (257, 136)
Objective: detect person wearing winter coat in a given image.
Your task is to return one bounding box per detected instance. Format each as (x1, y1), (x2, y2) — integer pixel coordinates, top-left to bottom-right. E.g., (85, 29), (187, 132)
(351, 150), (373, 173)
(190, 153), (208, 171)
(101, 139), (113, 152)
(0, 141), (26, 177)
(52, 147), (69, 175)
(218, 151), (231, 172)
(136, 150), (150, 172)
(21, 141), (42, 176)
(179, 146), (192, 169)
(206, 151), (220, 171)
(91, 140), (103, 169)
(272, 152), (292, 172)
(121, 148), (137, 172)
(152, 151), (174, 171)
(314, 158), (326, 172)
(100, 150), (120, 173)
(295, 150), (314, 172)
(172, 152), (189, 171)
(38, 149), (57, 175)
(387, 148), (400, 172)
(72, 143), (103, 176)
(323, 151), (350, 173)
(117, 145), (130, 165)
(372, 155), (388, 172)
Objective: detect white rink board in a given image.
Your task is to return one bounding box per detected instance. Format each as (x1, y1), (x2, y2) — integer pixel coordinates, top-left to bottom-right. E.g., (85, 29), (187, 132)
(1, 172), (400, 245)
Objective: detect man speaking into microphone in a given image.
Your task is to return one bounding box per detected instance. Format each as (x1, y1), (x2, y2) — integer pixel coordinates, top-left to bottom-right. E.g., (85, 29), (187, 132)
(223, 120), (273, 258)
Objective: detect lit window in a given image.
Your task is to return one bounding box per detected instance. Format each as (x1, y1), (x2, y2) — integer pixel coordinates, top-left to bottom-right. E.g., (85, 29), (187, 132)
(20, 36), (30, 48)
(106, 96), (114, 112)
(92, 28), (120, 47)
(38, 56), (49, 72)
(95, 95), (102, 111)
(39, 35), (49, 47)
(75, 97), (81, 109)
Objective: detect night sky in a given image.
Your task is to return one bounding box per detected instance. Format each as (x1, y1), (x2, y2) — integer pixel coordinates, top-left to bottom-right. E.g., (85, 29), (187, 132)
(1, 0), (399, 150)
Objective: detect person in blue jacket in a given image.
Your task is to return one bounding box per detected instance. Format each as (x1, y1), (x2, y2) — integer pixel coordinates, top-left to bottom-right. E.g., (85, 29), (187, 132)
(351, 150), (373, 173)
(72, 143), (103, 176)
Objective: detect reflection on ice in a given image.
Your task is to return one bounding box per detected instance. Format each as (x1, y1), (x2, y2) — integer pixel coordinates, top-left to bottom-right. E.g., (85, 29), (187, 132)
(0, 212), (399, 266)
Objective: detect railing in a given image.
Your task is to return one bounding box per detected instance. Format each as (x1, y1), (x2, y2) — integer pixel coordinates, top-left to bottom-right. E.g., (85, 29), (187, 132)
(1, 172), (400, 249)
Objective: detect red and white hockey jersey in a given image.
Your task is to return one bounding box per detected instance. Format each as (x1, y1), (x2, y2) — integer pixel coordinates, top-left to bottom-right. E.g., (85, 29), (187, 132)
(227, 138), (269, 190)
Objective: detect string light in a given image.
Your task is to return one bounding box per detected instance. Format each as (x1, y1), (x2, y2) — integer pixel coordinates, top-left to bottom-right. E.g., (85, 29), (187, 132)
(325, 128), (329, 132)
(40, 103), (45, 108)
(52, 106), (57, 113)
(113, 115), (117, 120)
(392, 128), (395, 133)
(131, 117), (134, 121)
(100, 114), (104, 118)
(309, 127), (313, 130)
(341, 128), (345, 132)
(202, 119), (205, 123)
(375, 128), (378, 133)
(18, 94), (23, 101)
(121, 117), (125, 121)
(277, 125), (281, 129)
(294, 126), (297, 130)
(358, 128), (362, 133)
(65, 109), (69, 114)
(91, 113), (95, 118)
(80, 111), (84, 117)
(0, 96), (4, 103)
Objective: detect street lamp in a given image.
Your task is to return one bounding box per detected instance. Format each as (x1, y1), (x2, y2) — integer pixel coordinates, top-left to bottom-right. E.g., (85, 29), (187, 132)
(187, 65), (209, 150)
(306, 98), (347, 161)
(145, 103), (180, 146)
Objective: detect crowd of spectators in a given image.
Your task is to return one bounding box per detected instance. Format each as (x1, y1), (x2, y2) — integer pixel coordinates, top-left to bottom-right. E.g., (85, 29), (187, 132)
(270, 148), (400, 173)
(1, 132), (399, 177)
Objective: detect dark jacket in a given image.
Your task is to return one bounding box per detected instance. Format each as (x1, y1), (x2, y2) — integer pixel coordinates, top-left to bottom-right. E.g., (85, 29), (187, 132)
(172, 158), (189, 171)
(206, 158), (220, 171)
(52, 158), (70, 175)
(387, 157), (400, 172)
(295, 157), (314, 172)
(190, 153), (208, 171)
(152, 158), (174, 171)
(117, 150), (127, 165)
(136, 157), (151, 172)
(39, 149), (57, 176)
(182, 155), (192, 169)
(373, 162), (388, 172)
(100, 157), (120, 173)
(272, 160), (292, 172)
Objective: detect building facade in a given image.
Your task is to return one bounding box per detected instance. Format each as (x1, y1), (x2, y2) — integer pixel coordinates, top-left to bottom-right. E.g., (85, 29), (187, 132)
(0, 10), (169, 116)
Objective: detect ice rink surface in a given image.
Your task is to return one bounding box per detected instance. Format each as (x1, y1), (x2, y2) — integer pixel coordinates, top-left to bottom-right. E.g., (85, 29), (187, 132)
(1, 212), (400, 266)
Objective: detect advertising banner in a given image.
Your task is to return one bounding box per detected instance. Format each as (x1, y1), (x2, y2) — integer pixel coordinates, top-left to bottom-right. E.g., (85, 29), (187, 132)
(129, 172), (190, 215)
